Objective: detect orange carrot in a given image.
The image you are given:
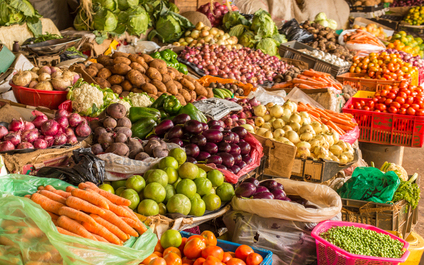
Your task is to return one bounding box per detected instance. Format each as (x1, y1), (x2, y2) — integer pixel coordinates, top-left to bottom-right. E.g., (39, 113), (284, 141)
(71, 189), (109, 210)
(24, 195), (31, 199)
(90, 214), (128, 241)
(37, 186), (44, 190)
(56, 226), (82, 238)
(82, 222), (121, 245)
(270, 81), (293, 89)
(78, 183), (91, 190)
(58, 206), (97, 226)
(47, 212), (59, 220)
(86, 189), (131, 217)
(83, 182), (99, 190)
(95, 189), (131, 207)
(292, 78), (327, 87)
(66, 186), (76, 192)
(39, 190), (67, 204)
(121, 217), (147, 235)
(44, 185), (71, 198)
(99, 210), (138, 237)
(93, 234), (109, 243)
(57, 216), (97, 241)
(298, 83), (318, 90)
(65, 196), (106, 216)
(31, 193), (63, 215)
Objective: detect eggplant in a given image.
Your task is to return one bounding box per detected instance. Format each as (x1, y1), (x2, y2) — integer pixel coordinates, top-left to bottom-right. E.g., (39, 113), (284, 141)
(243, 177), (259, 187)
(242, 154), (252, 164)
(232, 126), (248, 139)
(154, 120), (174, 136)
(271, 189), (287, 200)
(220, 153), (235, 168)
(230, 165), (241, 174)
(173, 114), (191, 125)
(185, 143), (200, 158)
(166, 126), (184, 139)
(255, 186), (269, 193)
(184, 120), (203, 134)
(207, 155), (222, 165)
(190, 134), (207, 147)
(238, 141), (251, 155)
(252, 192), (274, 200)
(202, 129), (223, 143)
(216, 164), (227, 170)
(198, 151), (211, 160)
(202, 142), (218, 154)
(218, 142), (231, 153)
(186, 156), (198, 164)
(237, 161), (247, 169)
(168, 138), (183, 146)
(230, 144), (241, 155)
(235, 182), (256, 197)
(260, 180), (278, 190)
(208, 120), (222, 127)
(210, 125), (224, 131)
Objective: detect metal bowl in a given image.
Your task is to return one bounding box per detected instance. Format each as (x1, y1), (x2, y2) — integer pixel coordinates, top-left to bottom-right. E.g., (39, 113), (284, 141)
(21, 37), (82, 56)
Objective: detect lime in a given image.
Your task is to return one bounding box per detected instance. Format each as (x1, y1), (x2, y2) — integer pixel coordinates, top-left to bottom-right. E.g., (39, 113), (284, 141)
(167, 194), (191, 215)
(115, 186), (126, 196)
(111, 180), (126, 190)
(193, 193), (201, 200)
(138, 199), (159, 216)
(143, 183), (166, 203)
(125, 175), (145, 193)
(159, 156), (179, 170)
(204, 187), (216, 195)
(120, 189), (140, 210)
(164, 184), (176, 203)
(197, 168), (207, 178)
(203, 194), (221, 211)
(176, 179), (197, 199)
(160, 229), (182, 249)
(169, 148), (187, 165)
(216, 183), (235, 202)
(178, 162), (199, 180)
(158, 203), (167, 215)
(99, 184), (114, 194)
(194, 178), (213, 196)
(189, 198), (206, 216)
(163, 167), (179, 184)
(146, 169), (168, 187)
(144, 169), (154, 179)
(207, 170), (224, 187)
(173, 178), (181, 190)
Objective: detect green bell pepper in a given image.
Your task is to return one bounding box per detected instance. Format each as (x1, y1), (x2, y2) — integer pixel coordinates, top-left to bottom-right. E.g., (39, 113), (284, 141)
(132, 117), (157, 139)
(158, 109), (169, 119)
(169, 49), (178, 60)
(129, 107), (161, 123)
(163, 95), (182, 115)
(178, 103), (207, 123)
(151, 94), (168, 109)
(178, 63), (188, 75)
(160, 50), (174, 61)
(151, 51), (162, 60)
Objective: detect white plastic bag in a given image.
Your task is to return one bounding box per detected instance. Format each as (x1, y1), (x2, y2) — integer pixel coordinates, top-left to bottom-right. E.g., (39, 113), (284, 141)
(248, 86), (286, 105)
(338, 29), (385, 54)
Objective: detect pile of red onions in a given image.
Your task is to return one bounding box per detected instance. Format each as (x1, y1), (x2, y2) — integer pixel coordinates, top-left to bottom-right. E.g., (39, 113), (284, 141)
(197, 2), (229, 27)
(0, 110), (91, 151)
(390, 0), (422, 7)
(383, 49), (424, 69)
(179, 45), (291, 86)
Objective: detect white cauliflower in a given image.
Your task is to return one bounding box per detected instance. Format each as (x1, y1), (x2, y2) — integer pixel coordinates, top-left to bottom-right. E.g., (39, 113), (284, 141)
(128, 92), (153, 107)
(70, 83), (104, 116)
(111, 98), (131, 112)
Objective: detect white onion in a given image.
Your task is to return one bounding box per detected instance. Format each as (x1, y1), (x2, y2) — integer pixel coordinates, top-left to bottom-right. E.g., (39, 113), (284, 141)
(286, 131), (300, 144)
(272, 119), (285, 129)
(274, 129), (285, 138)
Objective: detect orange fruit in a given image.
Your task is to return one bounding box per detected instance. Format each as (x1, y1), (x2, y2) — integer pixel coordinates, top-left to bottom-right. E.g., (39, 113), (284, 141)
(149, 257), (167, 265)
(154, 252), (163, 257)
(143, 254), (159, 265)
(179, 238), (188, 254)
(155, 241), (165, 253)
(182, 257), (194, 265)
(235, 245), (254, 261)
(164, 247), (182, 257)
(184, 238), (206, 259)
(226, 258), (246, 265)
(193, 257), (206, 265)
(201, 246), (224, 261)
(188, 235), (206, 243)
(203, 256), (222, 265)
(201, 231), (217, 247)
(245, 253), (263, 265)
(223, 252), (235, 263)
(164, 252), (182, 265)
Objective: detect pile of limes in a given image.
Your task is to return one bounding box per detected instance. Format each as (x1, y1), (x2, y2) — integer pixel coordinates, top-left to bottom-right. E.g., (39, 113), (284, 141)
(111, 148), (235, 217)
(404, 6), (424, 26)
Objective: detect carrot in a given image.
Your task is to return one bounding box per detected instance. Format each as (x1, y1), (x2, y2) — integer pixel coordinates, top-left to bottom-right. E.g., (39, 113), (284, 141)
(47, 212), (59, 220)
(326, 121), (345, 135)
(95, 189), (131, 207)
(31, 193), (63, 215)
(83, 182), (99, 190)
(37, 186), (44, 190)
(298, 83), (318, 90)
(57, 216), (97, 241)
(56, 226), (82, 238)
(270, 81), (293, 89)
(39, 190), (67, 204)
(0, 236), (17, 247)
(65, 196), (106, 216)
(328, 115), (356, 126)
(93, 234), (109, 243)
(27, 250), (52, 261)
(82, 222), (121, 245)
(44, 185), (71, 198)
(58, 206), (97, 226)
(86, 189), (131, 217)
(90, 214), (128, 241)
(21, 227), (44, 239)
(292, 78), (327, 87)
(99, 210), (138, 237)
(334, 123), (355, 132)
(122, 205), (147, 231)
(24, 195), (31, 198)
(78, 183), (91, 190)
(66, 186), (76, 192)
(71, 189), (109, 210)
(121, 217), (147, 235)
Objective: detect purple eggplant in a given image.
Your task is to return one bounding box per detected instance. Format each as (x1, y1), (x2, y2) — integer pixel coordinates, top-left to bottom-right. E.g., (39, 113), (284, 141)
(218, 142), (231, 153)
(166, 126), (183, 139)
(173, 114), (191, 125)
(243, 177), (259, 186)
(255, 186), (269, 193)
(155, 120), (174, 136)
(220, 153), (234, 168)
(185, 144), (200, 158)
(186, 156), (198, 164)
(168, 138), (184, 146)
(190, 134), (207, 147)
(216, 164), (227, 170)
(207, 155), (222, 164)
(252, 192), (274, 200)
(232, 127), (248, 139)
(184, 120), (203, 134)
(210, 125), (224, 131)
(198, 151), (211, 160)
(238, 141), (251, 155)
(260, 180), (278, 190)
(202, 129), (223, 143)
(235, 182), (256, 197)
(202, 142), (218, 154)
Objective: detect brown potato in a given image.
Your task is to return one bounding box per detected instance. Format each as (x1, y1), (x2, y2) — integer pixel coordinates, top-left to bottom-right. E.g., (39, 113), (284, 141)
(135, 56), (145, 65)
(148, 93), (158, 100)
(139, 53), (153, 63)
(150, 80), (167, 93)
(194, 82), (208, 97)
(112, 52), (129, 58)
(178, 89), (191, 102)
(97, 68), (112, 79)
(162, 73), (172, 83)
(128, 54), (139, 62)
(112, 63), (131, 75)
(149, 59), (168, 75)
(189, 90), (196, 100)
(121, 80), (133, 91)
(146, 68), (162, 81)
(95, 77), (111, 89)
(131, 88), (144, 93)
(108, 75), (125, 85)
(207, 87), (214, 98)
(76, 63), (86, 70)
(168, 67), (181, 80)
(141, 83), (157, 94)
(86, 67), (98, 77)
(91, 63), (104, 70)
(181, 78), (195, 91)
(165, 80), (178, 95)
(175, 94), (186, 106)
(167, 69), (176, 79)
(142, 74), (151, 83)
(120, 91), (130, 97)
(97, 55), (111, 66)
(126, 69), (145, 87)
(105, 59), (115, 66)
(111, 85), (123, 94)
(184, 75), (197, 83)
(130, 62), (146, 74)
(113, 57), (131, 65)
(174, 80), (183, 90)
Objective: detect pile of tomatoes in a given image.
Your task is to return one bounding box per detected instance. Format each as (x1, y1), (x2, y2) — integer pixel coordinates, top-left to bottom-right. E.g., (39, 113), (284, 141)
(348, 81), (424, 116)
(143, 230), (264, 265)
(349, 52), (418, 81)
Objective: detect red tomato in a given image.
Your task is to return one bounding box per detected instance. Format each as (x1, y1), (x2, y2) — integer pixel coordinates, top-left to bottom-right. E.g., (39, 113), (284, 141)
(388, 106), (398, 113)
(368, 101), (375, 108)
(412, 91), (418, 97)
(390, 89), (399, 94)
(399, 81), (408, 89)
(380, 90), (388, 97)
(354, 102), (362, 109)
(411, 104), (420, 110)
(376, 104), (386, 111)
(407, 107), (416, 115)
(402, 103), (410, 109)
(375, 110), (381, 113)
(414, 97), (423, 104)
(391, 102), (401, 109)
(406, 97), (414, 104)
(395, 97), (405, 104)
(363, 106), (370, 111)
(416, 109), (424, 116)
(359, 100), (366, 106)
(398, 92), (407, 98)
(378, 97), (387, 103)
(386, 93), (396, 99)
(385, 98), (393, 105)
(372, 97), (379, 103)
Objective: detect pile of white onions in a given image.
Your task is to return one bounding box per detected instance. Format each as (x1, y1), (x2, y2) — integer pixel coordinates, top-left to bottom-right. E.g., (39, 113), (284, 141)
(252, 100), (355, 164)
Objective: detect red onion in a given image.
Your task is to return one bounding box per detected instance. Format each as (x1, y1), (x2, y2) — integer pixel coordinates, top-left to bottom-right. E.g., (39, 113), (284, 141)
(68, 113), (82, 127)
(56, 116), (69, 128)
(8, 119), (24, 132)
(17, 142), (34, 149)
(41, 120), (60, 136)
(65, 128), (75, 138)
(21, 129), (39, 143)
(0, 126), (8, 139)
(0, 141), (15, 151)
(67, 135), (78, 145)
(54, 134), (67, 145)
(24, 121), (35, 131)
(44, 135), (54, 147)
(75, 120), (91, 137)
(32, 112), (48, 129)
(4, 132), (21, 146)
(34, 139), (48, 149)
(56, 109), (70, 119)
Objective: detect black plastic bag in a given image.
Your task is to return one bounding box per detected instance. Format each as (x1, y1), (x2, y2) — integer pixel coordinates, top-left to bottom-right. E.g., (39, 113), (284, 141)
(36, 148), (105, 186)
(279, 19), (314, 43)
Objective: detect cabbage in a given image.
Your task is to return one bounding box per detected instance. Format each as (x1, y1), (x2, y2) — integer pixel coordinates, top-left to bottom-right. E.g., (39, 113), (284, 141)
(118, 0), (138, 10)
(92, 5), (118, 32)
(93, 0), (118, 11)
(272, 33), (287, 45)
(251, 9), (277, 38)
(169, 3), (179, 13)
(317, 19), (329, 28)
(256, 38), (279, 56)
(229, 24), (246, 38)
(327, 19), (337, 30)
(73, 10), (90, 31)
(223, 11), (250, 30)
(122, 6), (150, 36)
(315, 12), (327, 22)
(0, 0), (41, 36)
(239, 30), (258, 48)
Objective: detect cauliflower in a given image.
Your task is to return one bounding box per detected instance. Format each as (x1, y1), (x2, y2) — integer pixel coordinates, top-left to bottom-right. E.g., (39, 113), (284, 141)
(111, 98), (131, 112)
(127, 92), (153, 107)
(381, 162), (408, 181)
(68, 83), (104, 116)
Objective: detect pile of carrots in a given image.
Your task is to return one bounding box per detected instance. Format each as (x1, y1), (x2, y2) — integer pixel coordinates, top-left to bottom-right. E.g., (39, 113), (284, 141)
(25, 182), (146, 246)
(297, 102), (357, 135)
(270, 70), (343, 90)
(343, 29), (385, 48)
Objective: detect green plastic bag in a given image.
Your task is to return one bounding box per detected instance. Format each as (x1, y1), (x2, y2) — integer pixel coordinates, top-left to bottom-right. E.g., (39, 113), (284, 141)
(0, 174), (157, 265)
(337, 167), (400, 204)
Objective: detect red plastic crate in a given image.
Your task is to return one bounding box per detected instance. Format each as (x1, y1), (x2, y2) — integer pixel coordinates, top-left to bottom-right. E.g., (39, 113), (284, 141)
(343, 98), (424, 147)
(336, 72), (417, 91)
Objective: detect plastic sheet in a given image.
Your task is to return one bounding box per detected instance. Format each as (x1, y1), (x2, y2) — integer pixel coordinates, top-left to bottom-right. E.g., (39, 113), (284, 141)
(338, 29), (386, 55)
(0, 174), (157, 265)
(279, 19), (314, 43)
(247, 86), (286, 105)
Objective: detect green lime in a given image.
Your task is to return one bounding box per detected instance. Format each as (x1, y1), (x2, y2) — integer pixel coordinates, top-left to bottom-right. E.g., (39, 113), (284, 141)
(198, 168), (207, 178)
(178, 162), (199, 180)
(146, 169), (168, 187)
(120, 189), (140, 210)
(204, 187), (216, 195)
(194, 178), (213, 196)
(203, 194), (221, 211)
(143, 183), (166, 203)
(216, 183), (235, 202)
(173, 178), (181, 190)
(169, 148), (187, 165)
(138, 199), (159, 216)
(158, 203), (167, 215)
(125, 175), (145, 193)
(111, 180), (126, 190)
(159, 156), (179, 170)
(144, 169), (154, 180)
(189, 198), (206, 216)
(160, 229), (182, 249)
(115, 186), (126, 196)
(163, 167), (179, 184)
(193, 193), (201, 200)
(99, 184), (114, 194)
(167, 194), (191, 215)
(164, 184), (176, 203)
(176, 179), (197, 199)
(207, 170), (224, 187)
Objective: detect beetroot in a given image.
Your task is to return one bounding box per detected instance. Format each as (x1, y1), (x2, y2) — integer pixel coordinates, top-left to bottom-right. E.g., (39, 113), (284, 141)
(8, 119), (24, 132)
(24, 122), (35, 131)
(67, 135), (78, 145)
(54, 134), (67, 145)
(21, 129), (39, 143)
(56, 109), (70, 119)
(75, 120), (91, 137)
(56, 116), (69, 128)
(17, 142), (34, 149)
(0, 141), (15, 151)
(68, 113), (83, 127)
(4, 132), (21, 146)
(32, 113), (48, 128)
(41, 120), (60, 136)
(0, 126), (8, 139)
(34, 139), (48, 149)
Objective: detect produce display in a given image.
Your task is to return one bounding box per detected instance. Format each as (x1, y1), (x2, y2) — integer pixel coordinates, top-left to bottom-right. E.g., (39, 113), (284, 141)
(383, 49), (424, 70)
(352, 23), (388, 40)
(343, 29), (386, 49)
(11, 67), (80, 91)
(389, 31), (424, 57)
(403, 6), (424, 25)
(301, 49), (350, 67)
(352, 0), (388, 6)
(390, 0), (422, 6)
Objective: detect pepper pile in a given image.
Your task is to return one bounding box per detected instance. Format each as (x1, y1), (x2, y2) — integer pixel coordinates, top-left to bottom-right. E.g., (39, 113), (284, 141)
(151, 49), (188, 75)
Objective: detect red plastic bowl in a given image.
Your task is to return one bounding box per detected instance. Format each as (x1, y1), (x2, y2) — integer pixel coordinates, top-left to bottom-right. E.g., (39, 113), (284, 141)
(10, 81), (68, 110)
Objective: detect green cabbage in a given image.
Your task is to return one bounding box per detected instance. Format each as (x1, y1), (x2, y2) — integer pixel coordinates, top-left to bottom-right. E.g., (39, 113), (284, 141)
(0, 0), (42, 36)
(272, 33), (287, 45)
(239, 30), (257, 48)
(92, 6), (118, 32)
(317, 19), (329, 28)
(73, 10), (90, 31)
(223, 11), (250, 30)
(169, 3), (179, 13)
(315, 12), (327, 22)
(327, 19), (337, 30)
(121, 6), (150, 35)
(229, 24), (246, 38)
(256, 38), (278, 56)
(93, 0), (118, 11)
(118, 0), (138, 10)
(251, 9), (276, 38)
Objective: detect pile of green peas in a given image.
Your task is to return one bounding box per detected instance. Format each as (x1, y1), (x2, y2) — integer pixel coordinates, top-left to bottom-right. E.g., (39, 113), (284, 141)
(320, 226), (405, 258)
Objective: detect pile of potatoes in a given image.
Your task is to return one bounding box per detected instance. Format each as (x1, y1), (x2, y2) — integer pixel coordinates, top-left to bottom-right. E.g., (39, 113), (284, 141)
(83, 52), (214, 105)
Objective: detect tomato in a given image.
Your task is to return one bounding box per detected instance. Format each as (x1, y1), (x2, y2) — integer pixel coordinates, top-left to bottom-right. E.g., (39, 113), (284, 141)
(399, 81), (408, 89)
(407, 107), (416, 115)
(368, 101), (375, 108)
(182, 257), (194, 265)
(375, 110), (381, 113)
(143, 254), (159, 265)
(406, 97), (414, 104)
(178, 238), (188, 254)
(226, 258), (247, 265)
(372, 97), (379, 103)
(148, 258), (167, 265)
(193, 258), (205, 265)
(201, 231), (217, 247)
(223, 252), (235, 263)
(398, 108), (407, 115)
(386, 93), (396, 99)
(203, 256), (222, 265)
(155, 241), (164, 253)
(412, 91), (418, 97)
(416, 109), (424, 116)
(390, 88), (399, 94)
(184, 238), (207, 260)
(402, 103), (410, 109)
(354, 102), (362, 109)
(388, 106), (398, 114)
(383, 85), (392, 90)
(411, 104), (420, 110)
(395, 97), (405, 104)
(245, 253), (263, 265)
(153, 252), (163, 258)
(398, 92), (407, 98)
(376, 104), (386, 111)
(391, 102), (401, 109)
(164, 252), (183, 265)
(164, 247), (182, 258)
(359, 100), (366, 106)
(201, 246), (224, 261)
(385, 98), (393, 105)
(363, 106), (370, 111)
(235, 246), (254, 261)
(414, 97), (423, 104)
(380, 90), (388, 97)
(378, 97), (387, 103)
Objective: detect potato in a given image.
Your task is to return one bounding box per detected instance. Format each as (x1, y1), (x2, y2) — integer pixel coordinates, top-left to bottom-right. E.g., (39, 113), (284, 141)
(128, 54), (139, 62)
(165, 80), (178, 95)
(113, 57), (131, 65)
(95, 77), (111, 89)
(184, 75), (197, 83)
(121, 80), (133, 91)
(141, 83), (157, 94)
(150, 80), (167, 93)
(167, 69), (176, 79)
(178, 89), (191, 102)
(168, 67), (182, 80)
(175, 93), (186, 106)
(174, 80), (183, 90)
(126, 69), (145, 88)
(130, 62), (146, 74)
(91, 63), (104, 70)
(120, 91), (130, 97)
(131, 88), (144, 93)
(142, 74), (151, 83)
(139, 53), (153, 63)
(108, 75), (125, 85)
(111, 85), (123, 94)
(112, 52), (129, 58)
(105, 59), (115, 66)
(207, 87), (214, 98)
(112, 63), (131, 75)
(97, 68), (112, 79)
(86, 67), (98, 77)
(149, 59), (168, 74)
(148, 93), (158, 100)
(146, 68), (162, 81)
(189, 90), (196, 101)
(162, 73), (172, 83)
(181, 78), (195, 91)
(97, 55), (111, 65)
(194, 82), (208, 97)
